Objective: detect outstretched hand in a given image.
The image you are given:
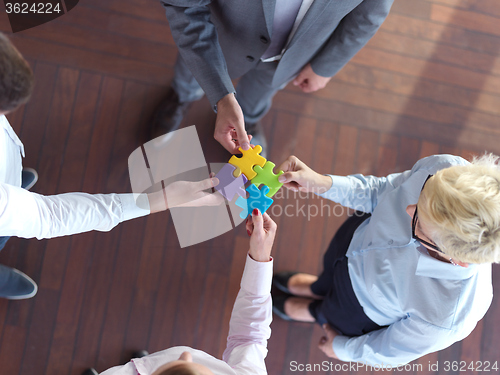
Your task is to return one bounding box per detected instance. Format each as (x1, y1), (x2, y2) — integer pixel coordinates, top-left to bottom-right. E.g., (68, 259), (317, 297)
(214, 93), (252, 154)
(164, 175), (223, 209)
(246, 209), (277, 262)
(318, 324), (339, 359)
(277, 155), (332, 194)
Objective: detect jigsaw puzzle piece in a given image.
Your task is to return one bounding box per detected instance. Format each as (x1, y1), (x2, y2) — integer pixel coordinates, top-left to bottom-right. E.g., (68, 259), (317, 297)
(235, 184), (274, 219)
(228, 145), (266, 180)
(214, 163), (248, 201)
(235, 196), (249, 220)
(251, 161), (284, 197)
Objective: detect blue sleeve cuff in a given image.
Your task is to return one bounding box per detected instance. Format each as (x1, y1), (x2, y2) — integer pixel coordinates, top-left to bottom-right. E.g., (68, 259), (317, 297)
(317, 175), (352, 203)
(333, 335), (353, 362)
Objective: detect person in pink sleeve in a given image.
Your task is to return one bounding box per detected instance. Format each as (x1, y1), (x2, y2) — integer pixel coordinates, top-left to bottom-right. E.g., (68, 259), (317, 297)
(87, 209), (277, 375)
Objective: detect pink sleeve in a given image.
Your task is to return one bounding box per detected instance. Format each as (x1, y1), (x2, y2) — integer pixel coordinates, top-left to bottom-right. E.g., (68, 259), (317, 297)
(222, 254), (273, 375)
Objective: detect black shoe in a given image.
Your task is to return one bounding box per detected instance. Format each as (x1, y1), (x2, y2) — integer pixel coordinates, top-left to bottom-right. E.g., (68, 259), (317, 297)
(131, 350), (149, 359)
(272, 295), (316, 323)
(273, 271), (298, 295)
(150, 88), (192, 140)
(0, 264), (38, 300)
(81, 369), (98, 375)
(246, 121), (268, 158)
(21, 168), (38, 190)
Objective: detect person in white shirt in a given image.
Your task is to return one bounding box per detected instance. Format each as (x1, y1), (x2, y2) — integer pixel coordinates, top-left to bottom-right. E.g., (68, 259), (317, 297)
(0, 32), (221, 300)
(84, 209), (276, 375)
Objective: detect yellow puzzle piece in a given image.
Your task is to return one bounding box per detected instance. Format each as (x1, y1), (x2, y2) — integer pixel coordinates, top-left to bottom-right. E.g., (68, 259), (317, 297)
(228, 145), (267, 180)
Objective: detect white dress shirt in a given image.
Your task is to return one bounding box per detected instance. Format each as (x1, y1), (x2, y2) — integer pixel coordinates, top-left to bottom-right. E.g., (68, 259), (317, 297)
(100, 254), (273, 375)
(0, 115), (150, 239)
(318, 155), (493, 366)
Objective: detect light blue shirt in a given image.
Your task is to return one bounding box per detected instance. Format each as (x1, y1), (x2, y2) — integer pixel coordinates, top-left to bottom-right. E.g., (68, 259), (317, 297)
(319, 155), (493, 366)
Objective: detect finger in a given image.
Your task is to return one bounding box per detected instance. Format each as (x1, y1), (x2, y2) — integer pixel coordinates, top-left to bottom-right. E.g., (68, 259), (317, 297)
(234, 121), (250, 151)
(301, 83), (312, 93)
(216, 129), (241, 154)
(246, 215), (254, 235)
(262, 212), (277, 233)
(276, 155), (296, 175)
(250, 208), (264, 235)
(197, 177), (219, 191)
(293, 72), (305, 86)
(278, 171), (302, 184)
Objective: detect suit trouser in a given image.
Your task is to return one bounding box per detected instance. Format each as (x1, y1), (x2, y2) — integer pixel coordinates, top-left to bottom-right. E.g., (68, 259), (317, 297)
(308, 212), (384, 337)
(172, 55), (287, 123)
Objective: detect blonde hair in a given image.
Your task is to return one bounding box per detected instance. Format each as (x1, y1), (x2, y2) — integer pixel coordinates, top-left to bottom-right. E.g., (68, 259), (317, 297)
(419, 154), (500, 264)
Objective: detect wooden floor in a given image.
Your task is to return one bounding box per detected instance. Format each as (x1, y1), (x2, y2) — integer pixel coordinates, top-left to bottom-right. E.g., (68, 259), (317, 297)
(0, 0), (499, 374)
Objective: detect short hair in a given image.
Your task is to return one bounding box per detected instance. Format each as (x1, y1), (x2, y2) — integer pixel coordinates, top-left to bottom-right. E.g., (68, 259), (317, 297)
(158, 363), (201, 375)
(0, 32), (34, 113)
(419, 153), (500, 264)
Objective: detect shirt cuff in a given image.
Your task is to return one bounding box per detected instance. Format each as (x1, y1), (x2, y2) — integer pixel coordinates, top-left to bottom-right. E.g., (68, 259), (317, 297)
(317, 175), (351, 202)
(240, 254), (273, 296)
(332, 335), (353, 362)
(119, 193), (150, 222)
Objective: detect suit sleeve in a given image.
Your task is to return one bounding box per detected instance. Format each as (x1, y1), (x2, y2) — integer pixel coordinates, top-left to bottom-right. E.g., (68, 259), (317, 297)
(309, 0), (394, 78)
(160, 0), (235, 110)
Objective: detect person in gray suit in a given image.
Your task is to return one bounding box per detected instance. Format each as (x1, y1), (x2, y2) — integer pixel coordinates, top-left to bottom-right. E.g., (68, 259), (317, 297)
(153, 0), (394, 155)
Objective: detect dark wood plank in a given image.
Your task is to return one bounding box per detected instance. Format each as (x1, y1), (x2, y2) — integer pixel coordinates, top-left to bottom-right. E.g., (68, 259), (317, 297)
(430, 4), (500, 36)
(1, 0), (500, 374)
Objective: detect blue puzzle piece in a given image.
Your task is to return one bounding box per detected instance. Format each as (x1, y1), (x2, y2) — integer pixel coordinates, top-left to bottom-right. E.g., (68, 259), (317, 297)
(235, 184), (274, 219)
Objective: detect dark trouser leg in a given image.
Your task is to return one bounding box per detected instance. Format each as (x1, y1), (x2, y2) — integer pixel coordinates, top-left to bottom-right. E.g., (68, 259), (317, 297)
(171, 54), (205, 103)
(236, 60), (287, 124)
(0, 236), (10, 252)
(308, 213), (382, 336)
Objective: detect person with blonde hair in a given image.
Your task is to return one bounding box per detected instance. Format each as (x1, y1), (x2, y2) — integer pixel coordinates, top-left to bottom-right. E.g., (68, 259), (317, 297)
(272, 153), (497, 366)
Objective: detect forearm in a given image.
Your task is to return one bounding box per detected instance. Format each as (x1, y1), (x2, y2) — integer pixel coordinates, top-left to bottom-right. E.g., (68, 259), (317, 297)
(333, 317), (457, 367)
(222, 255), (273, 371)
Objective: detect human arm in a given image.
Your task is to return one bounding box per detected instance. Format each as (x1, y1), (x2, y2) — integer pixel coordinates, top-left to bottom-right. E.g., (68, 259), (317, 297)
(160, 1), (250, 153)
(277, 155), (410, 212)
(309, 0), (394, 79)
(325, 314), (471, 367)
(222, 211), (277, 374)
(0, 177), (221, 239)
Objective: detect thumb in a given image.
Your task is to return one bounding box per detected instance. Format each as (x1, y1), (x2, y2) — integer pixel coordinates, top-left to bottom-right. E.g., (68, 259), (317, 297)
(293, 72), (304, 86)
(279, 171), (300, 184)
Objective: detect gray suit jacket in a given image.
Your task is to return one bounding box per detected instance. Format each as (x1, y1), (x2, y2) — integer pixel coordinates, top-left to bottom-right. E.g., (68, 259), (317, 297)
(161, 0), (394, 109)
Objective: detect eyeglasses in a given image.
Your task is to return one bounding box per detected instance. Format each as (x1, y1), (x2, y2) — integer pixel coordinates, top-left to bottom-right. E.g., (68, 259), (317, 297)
(411, 175), (443, 254)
